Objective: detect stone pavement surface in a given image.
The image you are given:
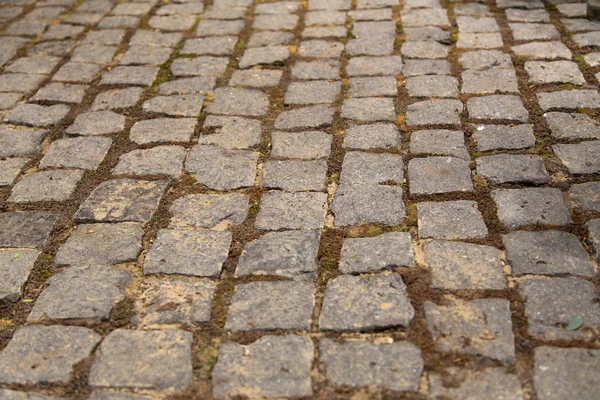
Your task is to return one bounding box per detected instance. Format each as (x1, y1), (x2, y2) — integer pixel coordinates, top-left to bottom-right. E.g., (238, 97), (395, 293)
(0, 0), (600, 398)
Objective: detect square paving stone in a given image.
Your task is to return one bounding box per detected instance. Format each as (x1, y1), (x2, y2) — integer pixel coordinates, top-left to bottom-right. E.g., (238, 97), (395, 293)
(425, 297), (516, 363)
(292, 59), (341, 80)
(130, 118), (196, 144)
(255, 191), (328, 230)
(92, 87), (143, 110)
(0, 211), (58, 249)
(236, 230), (320, 280)
(229, 70), (282, 87)
(348, 76), (397, 97)
(472, 124), (536, 151)
(457, 16), (500, 32)
(0, 158), (28, 186)
(5, 20), (48, 37)
(182, 36), (237, 56)
(28, 265), (131, 322)
(504, 230), (595, 277)
(82, 29), (126, 46)
(256, 1), (300, 13)
(461, 68), (519, 94)
(401, 41), (449, 59)
(457, 33), (503, 49)
(40, 137), (112, 170)
(340, 152), (404, 185)
(143, 229), (232, 277)
(306, 10), (347, 25)
(0, 73), (46, 93)
(142, 94), (204, 117)
(572, 31), (600, 47)
(54, 223), (143, 266)
(332, 184), (405, 227)
(0, 325), (100, 385)
(430, 367), (523, 400)
(303, 26), (347, 38)
(113, 146), (186, 178)
(6, 55), (60, 74)
(170, 193), (248, 230)
(75, 179), (169, 223)
(63, 13), (104, 26)
(0, 389), (63, 400)
(157, 2), (204, 15)
(100, 66), (158, 86)
(185, 145), (258, 190)
(9, 170), (83, 203)
(4, 104), (71, 127)
(404, 26), (450, 43)
(476, 154), (549, 184)
(537, 90), (600, 110)
(0, 249), (40, 301)
(557, 4), (587, 17)
(225, 281), (314, 331)
(52, 62), (102, 83)
(66, 111), (126, 136)
(534, 347), (600, 400)
(284, 80), (341, 105)
(319, 339), (423, 392)
(406, 99), (463, 126)
(424, 240), (506, 290)
(408, 157), (473, 195)
(274, 104), (334, 130)
(254, 13), (299, 30)
(130, 30), (183, 47)
(497, 0), (544, 8)
(319, 273), (414, 331)
(119, 46), (172, 65)
(554, 141), (600, 174)
(340, 232), (414, 274)
(71, 44), (118, 64)
(111, 2), (152, 16)
(170, 57), (229, 77)
(546, 112), (600, 140)
(519, 277), (600, 340)
(510, 23), (560, 40)
(132, 277), (216, 327)
(262, 160), (328, 191)
(512, 41), (572, 60)
(200, 116), (261, 149)
(458, 50), (513, 71)
(525, 61), (585, 85)
(239, 46), (290, 69)
(31, 83), (87, 103)
(406, 75), (459, 97)
(417, 200), (488, 239)
(0, 92), (22, 110)
(492, 188), (571, 228)
(570, 182), (600, 212)
(195, 19), (244, 36)
(271, 130), (332, 159)
(159, 76), (217, 95)
(401, 8), (449, 26)
(206, 87), (269, 117)
(343, 123), (400, 149)
(148, 14), (195, 30)
(467, 95), (529, 122)
(248, 31), (294, 47)
(346, 36), (394, 56)
(341, 97), (396, 122)
(507, 8), (549, 22)
(40, 24), (84, 41)
(346, 56), (402, 76)
(89, 329), (193, 389)
(410, 129), (469, 159)
(212, 336), (313, 399)
(202, 6), (244, 19)
(562, 18), (600, 32)
(298, 40), (344, 58)
(310, 0), (351, 9)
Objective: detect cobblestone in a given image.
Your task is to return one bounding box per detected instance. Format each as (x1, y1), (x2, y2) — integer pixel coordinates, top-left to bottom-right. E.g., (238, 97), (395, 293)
(408, 157), (473, 195)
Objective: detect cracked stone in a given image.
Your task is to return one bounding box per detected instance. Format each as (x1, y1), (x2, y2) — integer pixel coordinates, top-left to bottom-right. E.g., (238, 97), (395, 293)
(319, 274), (414, 331)
(75, 179), (168, 223)
(236, 230), (320, 280)
(339, 232), (415, 274)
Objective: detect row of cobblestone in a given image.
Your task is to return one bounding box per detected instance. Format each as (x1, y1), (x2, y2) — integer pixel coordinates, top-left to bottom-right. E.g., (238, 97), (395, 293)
(1, 0), (600, 399)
